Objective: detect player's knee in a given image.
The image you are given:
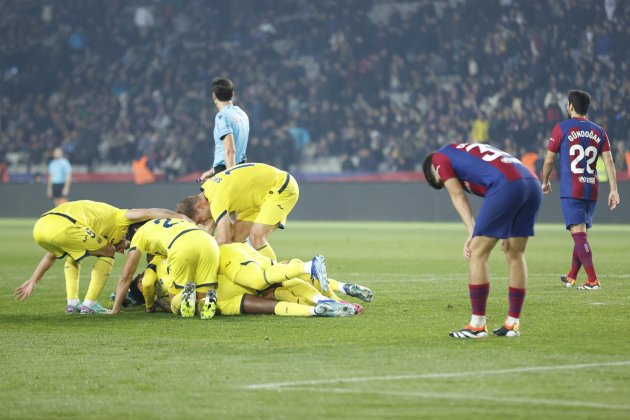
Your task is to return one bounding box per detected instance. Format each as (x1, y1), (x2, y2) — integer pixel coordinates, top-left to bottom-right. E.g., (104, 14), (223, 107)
(504, 247), (525, 261)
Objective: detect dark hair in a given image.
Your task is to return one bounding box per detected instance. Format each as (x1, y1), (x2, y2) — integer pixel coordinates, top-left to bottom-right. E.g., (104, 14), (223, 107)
(125, 220), (149, 241)
(212, 77), (234, 101)
(176, 195), (199, 219)
(568, 90), (591, 115)
(422, 153), (442, 190)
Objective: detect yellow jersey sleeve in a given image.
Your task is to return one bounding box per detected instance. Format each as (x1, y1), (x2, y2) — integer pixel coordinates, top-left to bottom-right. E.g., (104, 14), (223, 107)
(129, 227), (148, 253)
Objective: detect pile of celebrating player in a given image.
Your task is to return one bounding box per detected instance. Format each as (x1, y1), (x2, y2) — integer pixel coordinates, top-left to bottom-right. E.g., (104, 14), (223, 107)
(15, 87), (621, 338)
(15, 162), (374, 319)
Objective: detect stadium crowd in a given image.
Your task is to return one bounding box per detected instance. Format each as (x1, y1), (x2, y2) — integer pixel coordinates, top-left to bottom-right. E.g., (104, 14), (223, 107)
(0, 0), (628, 177)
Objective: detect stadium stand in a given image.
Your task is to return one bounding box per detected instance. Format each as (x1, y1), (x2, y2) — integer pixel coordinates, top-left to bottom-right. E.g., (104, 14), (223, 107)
(0, 0), (628, 180)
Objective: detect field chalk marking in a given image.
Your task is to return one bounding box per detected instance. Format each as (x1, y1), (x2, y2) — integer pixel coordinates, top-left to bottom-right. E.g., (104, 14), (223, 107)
(243, 360), (630, 390)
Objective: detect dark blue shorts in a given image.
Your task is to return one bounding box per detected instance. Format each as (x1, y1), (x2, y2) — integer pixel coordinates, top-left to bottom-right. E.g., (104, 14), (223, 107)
(561, 197), (597, 230)
(473, 178), (543, 239)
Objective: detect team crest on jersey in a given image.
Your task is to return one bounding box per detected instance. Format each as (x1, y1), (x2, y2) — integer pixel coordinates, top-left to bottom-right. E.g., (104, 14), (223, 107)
(214, 177), (222, 183)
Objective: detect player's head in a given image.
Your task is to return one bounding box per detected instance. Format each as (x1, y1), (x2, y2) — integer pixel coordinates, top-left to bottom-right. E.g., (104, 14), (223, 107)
(211, 77), (234, 102)
(53, 147), (63, 159)
(422, 153), (443, 190)
(567, 90), (591, 117)
(125, 221), (149, 243)
(176, 195), (211, 224)
(113, 239), (129, 254)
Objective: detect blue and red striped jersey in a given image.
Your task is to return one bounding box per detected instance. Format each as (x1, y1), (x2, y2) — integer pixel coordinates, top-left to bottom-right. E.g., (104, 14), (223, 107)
(432, 143), (537, 197)
(548, 117), (611, 201)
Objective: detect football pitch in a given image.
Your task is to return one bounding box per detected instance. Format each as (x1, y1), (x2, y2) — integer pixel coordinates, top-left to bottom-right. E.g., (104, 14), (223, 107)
(1, 219), (629, 419)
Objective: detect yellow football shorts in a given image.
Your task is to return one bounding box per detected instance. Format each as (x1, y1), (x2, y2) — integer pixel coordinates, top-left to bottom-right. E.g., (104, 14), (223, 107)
(32, 213), (107, 261)
(167, 230), (219, 294)
(237, 174), (299, 226)
(216, 274), (257, 315)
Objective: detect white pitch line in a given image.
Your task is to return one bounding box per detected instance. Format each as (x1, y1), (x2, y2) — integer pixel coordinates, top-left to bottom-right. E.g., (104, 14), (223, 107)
(242, 360), (630, 390)
(285, 387), (630, 411)
(334, 272), (630, 280)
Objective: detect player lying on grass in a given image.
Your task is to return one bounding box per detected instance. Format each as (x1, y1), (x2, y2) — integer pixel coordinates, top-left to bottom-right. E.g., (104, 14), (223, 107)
(109, 254), (173, 313)
(176, 196), (372, 302)
(111, 241), (373, 317)
(196, 162), (299, 262)
(14, 200), (191, 315)
(110, 218), (220, 319)
(423, 143), (542, 338)
(215, 242), (368, 317)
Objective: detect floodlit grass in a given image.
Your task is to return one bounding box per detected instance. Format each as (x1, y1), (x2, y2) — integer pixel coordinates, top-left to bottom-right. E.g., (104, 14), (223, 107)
(1, 219), (629, 419)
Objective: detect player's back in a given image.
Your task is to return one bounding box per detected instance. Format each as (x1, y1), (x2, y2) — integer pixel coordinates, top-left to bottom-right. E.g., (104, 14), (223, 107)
(201, 163), (287, 210)
(213, 105), (250, 166)
(130, 218), (202, 256)
(435, 143), (535, 196)
(551, 117), (611, 200)
(49, 200), (131, 244)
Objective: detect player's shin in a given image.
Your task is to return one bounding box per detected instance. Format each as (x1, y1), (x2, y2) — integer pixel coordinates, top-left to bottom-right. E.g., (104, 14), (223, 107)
(273, 301), (314, 316)
(84, 257), (114, 303)
(64, 257), (80, 304)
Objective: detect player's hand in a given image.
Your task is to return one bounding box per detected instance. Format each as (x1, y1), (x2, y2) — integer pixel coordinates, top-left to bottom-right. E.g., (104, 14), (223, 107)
(14, 280), (35, 301)
(145, 305), (156, 313)
(62, 186), (69, 196)
(107, 308), (120, 315)
(608, 191), (620, 210)
(195, 169), (215, 183)
(463, 235), (473, 260)
(46, 189), (52, 198)
(542, 182), (552, 194)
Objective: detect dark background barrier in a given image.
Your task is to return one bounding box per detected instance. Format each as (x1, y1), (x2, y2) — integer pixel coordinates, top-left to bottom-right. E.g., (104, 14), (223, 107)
(1, 182), (628, 224)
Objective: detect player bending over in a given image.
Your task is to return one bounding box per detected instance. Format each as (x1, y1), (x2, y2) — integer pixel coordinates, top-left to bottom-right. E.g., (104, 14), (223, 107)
(110, 218), (219, 319)
(192, 162), (299, 262)
(14, 200), (191, 314)
(423, 143), (542, 338)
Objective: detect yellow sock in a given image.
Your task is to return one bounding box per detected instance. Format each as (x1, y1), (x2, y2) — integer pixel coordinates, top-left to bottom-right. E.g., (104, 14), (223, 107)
(234, 259), (305, 290)
(64, 257), (80, 301)
(84, 257), (114, 301)
(297, 274), (341, 301)
(256, 243), (277, 261)
(273, 287), (303, 304)
(273, 301), (313, 317)
(263, 260), (305, 285)
(282, 279), (321, 306)
(170, 293), (182, 314)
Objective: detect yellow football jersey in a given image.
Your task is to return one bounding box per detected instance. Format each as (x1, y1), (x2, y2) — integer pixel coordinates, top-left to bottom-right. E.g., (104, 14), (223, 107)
(49, 200), (133, 245)
(130, 218), (202, 256)
(200, 163), (289, 222)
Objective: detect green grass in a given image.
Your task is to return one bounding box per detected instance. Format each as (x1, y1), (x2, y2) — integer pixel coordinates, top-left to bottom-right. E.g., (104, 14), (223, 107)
(1, 219), (629, 419)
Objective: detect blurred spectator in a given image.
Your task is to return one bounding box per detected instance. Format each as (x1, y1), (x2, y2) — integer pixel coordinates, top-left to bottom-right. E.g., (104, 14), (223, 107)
(47, 147), (72, 206)
(0, 0), (627, 177)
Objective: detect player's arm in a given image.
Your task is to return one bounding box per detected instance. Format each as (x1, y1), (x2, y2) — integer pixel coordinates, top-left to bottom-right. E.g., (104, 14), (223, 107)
(15, 252), (57, 301)
(46, 170), (52, 198)
(541, 151), (557, 194)
(222, 133), (236, 169)
(197, 168), (215, 183)
(141, 264), (158, 311)
(542, 124), (562, 193)
(443, 178), (475, 259)
(125, 208), (194, 224)
(601, 151), (620, 210)
(110, 249), (142, 314)
(213, 210), (233, 245)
